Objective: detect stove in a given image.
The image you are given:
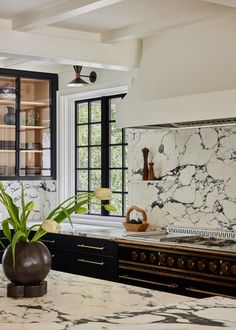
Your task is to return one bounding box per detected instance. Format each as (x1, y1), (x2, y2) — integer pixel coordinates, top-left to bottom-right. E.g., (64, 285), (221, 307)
(117, 233), (236, 298)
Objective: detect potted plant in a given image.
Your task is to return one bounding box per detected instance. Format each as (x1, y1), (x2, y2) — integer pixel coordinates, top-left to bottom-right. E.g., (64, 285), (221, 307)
(0, 182), (116, 298)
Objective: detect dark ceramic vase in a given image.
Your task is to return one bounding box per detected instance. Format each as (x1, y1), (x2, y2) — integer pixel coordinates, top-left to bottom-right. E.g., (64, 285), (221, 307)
(2, 241), (51, 285)
(4, 106), (15, 125)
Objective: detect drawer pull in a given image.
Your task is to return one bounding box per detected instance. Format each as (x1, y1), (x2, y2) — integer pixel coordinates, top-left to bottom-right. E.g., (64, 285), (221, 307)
(0, 237), (7, 240)
(51, 254), (55, 258)
(119, 275), (179, 289)
(77, 244), (104, 251)
(77, 258), (104, 266)
(185, 287), (233, 298)
(41, 239), (55, 244)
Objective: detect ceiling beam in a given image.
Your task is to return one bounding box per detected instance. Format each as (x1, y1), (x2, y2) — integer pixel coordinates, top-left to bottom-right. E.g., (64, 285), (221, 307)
(101, 4), (234, 43)
(12, 0), (124, 32)
(0, 26), (140, 71)
(203, 0), (236, 8)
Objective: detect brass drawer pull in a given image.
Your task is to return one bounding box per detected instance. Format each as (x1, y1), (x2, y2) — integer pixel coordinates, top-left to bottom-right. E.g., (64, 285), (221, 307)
(186, 287), (233, 298)
(77, 258), (104, 266)
(41, 239), (55, 244)
(77, 244), (104, 251)
(119, 275), (179, 289)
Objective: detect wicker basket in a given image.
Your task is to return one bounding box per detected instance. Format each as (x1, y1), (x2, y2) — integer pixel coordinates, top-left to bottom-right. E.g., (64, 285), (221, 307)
(123, 205), (149, 232)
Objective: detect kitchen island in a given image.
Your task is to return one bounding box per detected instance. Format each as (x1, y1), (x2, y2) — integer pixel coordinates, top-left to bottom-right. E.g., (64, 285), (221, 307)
(0, 267), (236, 330)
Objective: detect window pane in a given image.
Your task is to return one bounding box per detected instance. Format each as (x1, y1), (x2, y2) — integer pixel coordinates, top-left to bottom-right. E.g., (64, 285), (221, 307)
(124, 129), (128, 143)
(90, 124), (101, 145)
(109, 97), (122, 121)
(90, 170), (101, 190)
(77, 147), (88, 168)
(110, 122), (122, 144)
(77, 103), (88, 124)
(110, 169), (122, 191)
(91, 101), (101, 122)
(77, 125), (88, 146)
(124, 194), (129, 215)
(110, 193), (122, 216)
(89, 203), (101, 215)
(77, 170), (88, 191)
(125, 144), (128, 167)
(110, 145), (122, 168)
(90, 147), (101, 168)
(124, 169), (128, 192)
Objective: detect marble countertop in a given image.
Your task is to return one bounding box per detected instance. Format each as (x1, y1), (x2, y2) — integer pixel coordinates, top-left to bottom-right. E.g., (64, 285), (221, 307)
(0, 267), (236, 329)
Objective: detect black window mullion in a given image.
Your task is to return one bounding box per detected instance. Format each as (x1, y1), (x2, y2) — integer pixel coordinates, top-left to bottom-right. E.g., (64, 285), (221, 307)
(15, 75), (20, 177)
(101, 97), (109, 216)
(88, 101), (91, 193)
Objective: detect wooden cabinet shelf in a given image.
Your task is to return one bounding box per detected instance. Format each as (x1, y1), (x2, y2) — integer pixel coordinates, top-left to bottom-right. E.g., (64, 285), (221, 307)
(0, 68), (58, 180)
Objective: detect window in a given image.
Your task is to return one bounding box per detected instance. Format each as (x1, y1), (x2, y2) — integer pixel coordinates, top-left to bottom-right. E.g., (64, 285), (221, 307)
(75, 94), (128, 217)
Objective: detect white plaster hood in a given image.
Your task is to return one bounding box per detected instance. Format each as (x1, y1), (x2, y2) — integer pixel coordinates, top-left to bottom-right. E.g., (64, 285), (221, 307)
(117, 15), (236, 129)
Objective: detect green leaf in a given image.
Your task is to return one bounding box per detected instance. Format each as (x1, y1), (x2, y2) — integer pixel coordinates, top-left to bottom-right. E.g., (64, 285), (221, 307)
(2, 219), (12, 242)
(103, 204), (117, 212)
(11, 231), (26, 267)
(75, 207), (87, 214)
(0, 240), (5, 250)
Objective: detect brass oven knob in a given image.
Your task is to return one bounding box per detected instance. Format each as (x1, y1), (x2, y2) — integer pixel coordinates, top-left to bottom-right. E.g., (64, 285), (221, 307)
(177, 257), (186, 269)
(221, 262), (231, 275)
(149, 253), (157, 263)
(167, 256), (175, 267)
(197, 260), (207, 272)
(131, 251), (138, 261)
(140, 252), (147, 262)
(209, 261), (219, 273)
(187, 258), (196, 270)
(159, 254), (167, 265)
(231, 265), (236, 276)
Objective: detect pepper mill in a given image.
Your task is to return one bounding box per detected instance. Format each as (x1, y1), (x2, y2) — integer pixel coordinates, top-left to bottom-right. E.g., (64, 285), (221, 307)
(148, 162), (155, 180)
(142, 147), (149, 180)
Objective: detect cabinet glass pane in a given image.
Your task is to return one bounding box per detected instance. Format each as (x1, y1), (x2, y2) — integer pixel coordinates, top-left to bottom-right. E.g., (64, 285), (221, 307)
(19, 78), (51, 176)
(77, 103), (88, 124)
(0, 75), (16, 176)
(91, 100), (101, 122)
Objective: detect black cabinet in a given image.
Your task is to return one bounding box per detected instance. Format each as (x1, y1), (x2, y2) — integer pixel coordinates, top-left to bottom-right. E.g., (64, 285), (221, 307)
(39, 233), (118, 281)
(0, 230), (9, 261)
(0, 68), (58, 180)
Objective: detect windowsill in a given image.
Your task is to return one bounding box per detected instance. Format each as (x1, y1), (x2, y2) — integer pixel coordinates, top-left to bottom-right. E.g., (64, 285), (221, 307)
(70, 214), (124, 228)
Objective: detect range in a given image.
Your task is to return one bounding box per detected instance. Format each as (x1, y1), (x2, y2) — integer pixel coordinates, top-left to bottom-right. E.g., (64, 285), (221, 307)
(117, 232), (236, 298)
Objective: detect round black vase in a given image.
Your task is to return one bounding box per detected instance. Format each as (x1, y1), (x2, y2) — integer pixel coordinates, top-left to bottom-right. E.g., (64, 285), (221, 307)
(2, 241), (51, 297)
(4, 106), (15, 125)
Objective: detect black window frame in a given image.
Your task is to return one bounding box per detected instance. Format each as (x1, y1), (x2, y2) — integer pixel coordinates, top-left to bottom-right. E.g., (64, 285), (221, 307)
(75, 94), (127, 217)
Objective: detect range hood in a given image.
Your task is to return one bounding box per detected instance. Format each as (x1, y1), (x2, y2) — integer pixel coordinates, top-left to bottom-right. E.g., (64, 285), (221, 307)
(117, 16), (236, 129)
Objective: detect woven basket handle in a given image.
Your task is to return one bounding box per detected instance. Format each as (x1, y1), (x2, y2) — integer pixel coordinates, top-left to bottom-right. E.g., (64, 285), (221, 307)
(125, 205), (147, 224)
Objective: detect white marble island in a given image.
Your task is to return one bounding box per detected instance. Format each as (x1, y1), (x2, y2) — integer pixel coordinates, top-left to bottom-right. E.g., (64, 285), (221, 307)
(0, 267), (236, 330)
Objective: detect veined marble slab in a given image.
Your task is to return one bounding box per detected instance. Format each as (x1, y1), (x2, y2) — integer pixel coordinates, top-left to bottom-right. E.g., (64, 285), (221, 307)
(0, 267), (236, 329)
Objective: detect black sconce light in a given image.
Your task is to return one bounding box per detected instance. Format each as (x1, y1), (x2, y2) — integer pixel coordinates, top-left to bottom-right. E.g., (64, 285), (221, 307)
(67, 65), (97, 87)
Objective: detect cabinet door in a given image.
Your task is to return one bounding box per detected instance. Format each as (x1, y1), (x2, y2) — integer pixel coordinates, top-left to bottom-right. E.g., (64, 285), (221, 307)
(0, 75), (17, 178)
(19, 77), (53, 178)
(50, 249), (72, 273)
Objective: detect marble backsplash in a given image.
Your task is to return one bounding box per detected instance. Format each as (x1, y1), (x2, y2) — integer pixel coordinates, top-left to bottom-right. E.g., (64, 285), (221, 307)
(0, 181), (57, 222)
(128, 126), (236, 231)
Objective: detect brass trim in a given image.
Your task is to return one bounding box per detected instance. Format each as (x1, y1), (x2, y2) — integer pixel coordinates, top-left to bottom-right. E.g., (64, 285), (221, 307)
(117, 241), (236, 257)
(41, 239), (55, 244)
(185, 287), (235, 299)
(77, 244), (104, 251)
(77, 258), (104, 266)
(119, 265), (236, 288)
(119, 259), (236, 281)
(119, 275), (179, 288)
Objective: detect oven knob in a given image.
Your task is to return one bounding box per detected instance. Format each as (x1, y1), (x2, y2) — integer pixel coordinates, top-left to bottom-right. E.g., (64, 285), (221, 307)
(159, 254), (167, 265)
(167, 256), (175, 267)
(187, 258), (196, 270)
(177, 257), (186, 269)
(231, 265), (236, 276)
(140, 252), (147, 262)
(197, 260), (207, 272)
(149, 253), (157, 263)
(209, 261), (219, 273)
(131, 251), (138, 261)
(221, 262), (231, 275)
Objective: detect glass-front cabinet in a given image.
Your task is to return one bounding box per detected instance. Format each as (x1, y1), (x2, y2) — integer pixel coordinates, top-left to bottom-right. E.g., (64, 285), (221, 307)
(0, 69), (58, 180)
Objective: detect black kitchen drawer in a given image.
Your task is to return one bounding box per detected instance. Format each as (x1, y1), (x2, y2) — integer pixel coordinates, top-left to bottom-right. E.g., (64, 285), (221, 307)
(50, 249), (72, 273)
(71, 236), (117, 256)
(72, 252), (117, 280)
(40, 233), (71, 251)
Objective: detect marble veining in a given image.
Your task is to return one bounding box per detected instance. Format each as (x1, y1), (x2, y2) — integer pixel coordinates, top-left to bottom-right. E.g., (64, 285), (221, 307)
(129, 127), (236, 231)
(1, 267), (236, 329)
(0, 181), (56, 221)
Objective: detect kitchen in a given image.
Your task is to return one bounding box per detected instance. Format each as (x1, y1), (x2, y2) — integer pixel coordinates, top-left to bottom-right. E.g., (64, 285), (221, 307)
(0, 0), (236, 329)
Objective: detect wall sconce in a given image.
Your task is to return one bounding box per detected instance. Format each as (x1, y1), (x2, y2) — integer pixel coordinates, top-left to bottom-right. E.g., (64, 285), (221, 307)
(67, 65), (97, 87)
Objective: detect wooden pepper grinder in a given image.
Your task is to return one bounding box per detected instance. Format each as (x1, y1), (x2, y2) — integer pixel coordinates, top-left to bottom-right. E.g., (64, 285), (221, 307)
(142, 147), (149, 180)
(148, 162), (155, 180)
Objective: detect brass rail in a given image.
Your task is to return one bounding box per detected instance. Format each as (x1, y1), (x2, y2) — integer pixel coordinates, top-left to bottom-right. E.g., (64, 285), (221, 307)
(77, 258), (104, 266)
(77, 244), (104, 251)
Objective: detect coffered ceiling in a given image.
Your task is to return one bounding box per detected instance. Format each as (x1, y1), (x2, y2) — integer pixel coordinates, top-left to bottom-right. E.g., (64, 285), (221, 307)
(0, 0), (235, 72)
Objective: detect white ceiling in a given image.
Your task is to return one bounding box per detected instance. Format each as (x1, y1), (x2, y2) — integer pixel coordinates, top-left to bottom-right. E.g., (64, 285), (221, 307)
(0, 0), (235, 72)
